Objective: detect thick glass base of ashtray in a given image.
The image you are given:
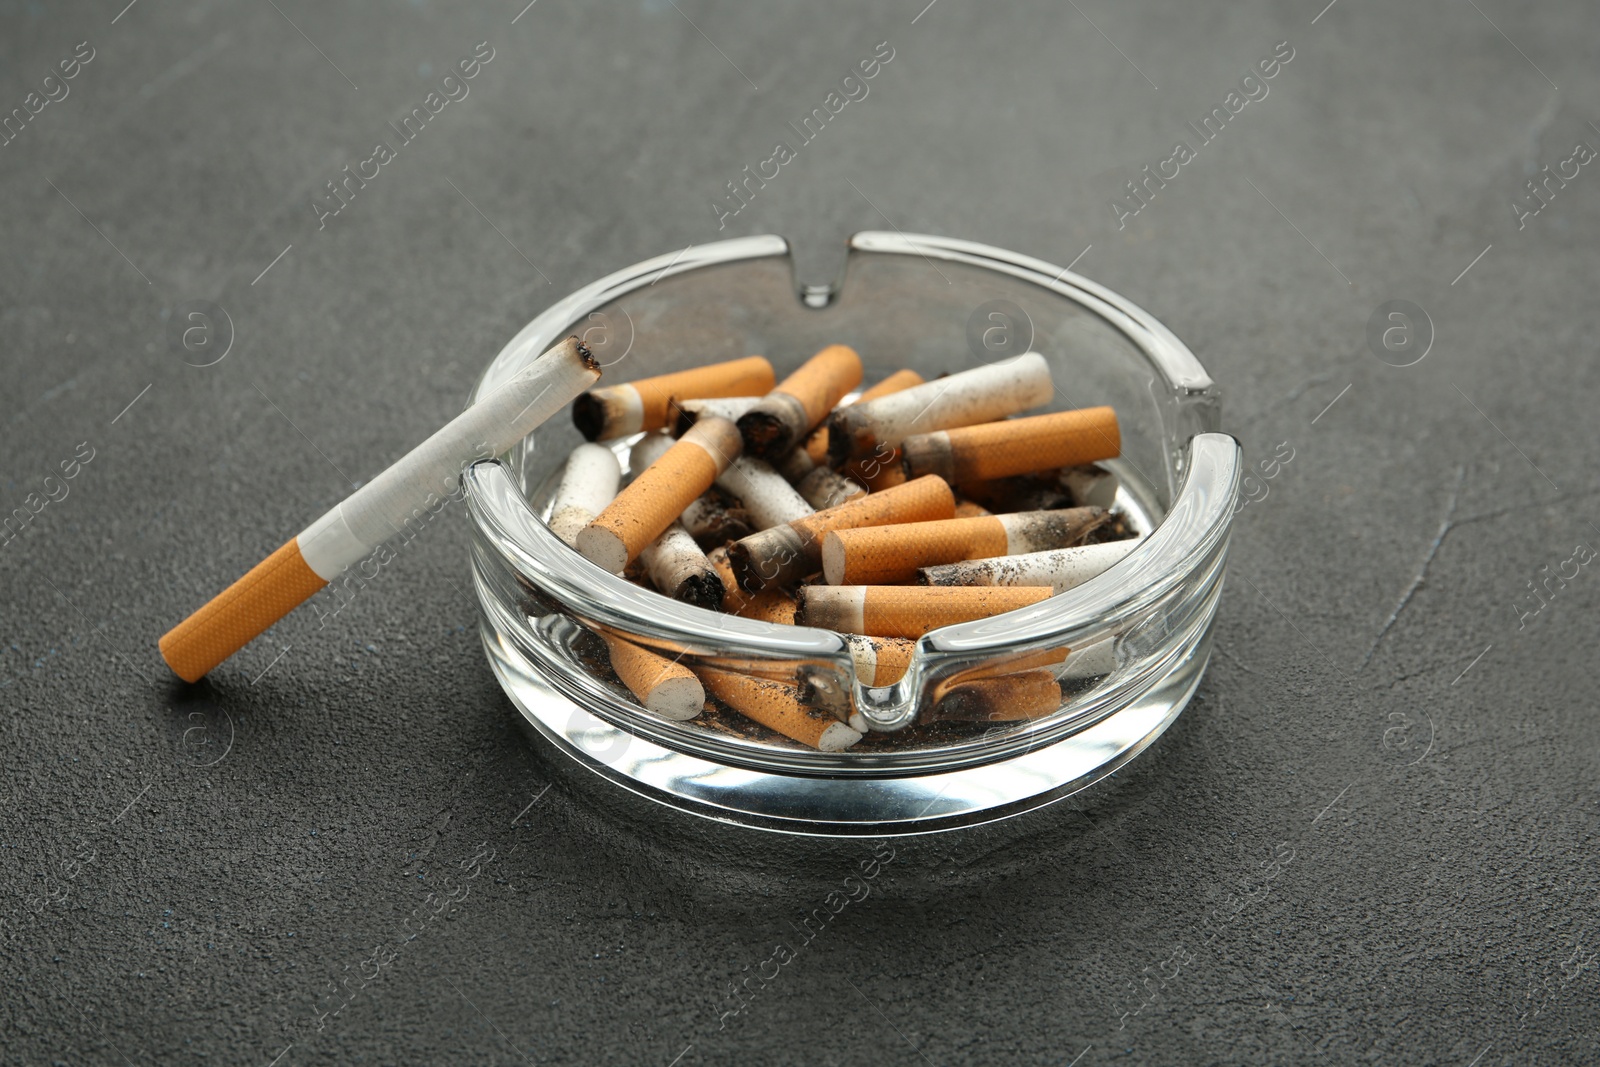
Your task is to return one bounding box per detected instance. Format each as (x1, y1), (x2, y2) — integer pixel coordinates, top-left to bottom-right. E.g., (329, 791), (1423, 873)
(483, 621), (1211, 837)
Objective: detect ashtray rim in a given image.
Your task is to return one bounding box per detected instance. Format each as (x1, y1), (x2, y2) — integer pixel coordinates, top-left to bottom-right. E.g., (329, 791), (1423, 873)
(465, 231), (1240, 832)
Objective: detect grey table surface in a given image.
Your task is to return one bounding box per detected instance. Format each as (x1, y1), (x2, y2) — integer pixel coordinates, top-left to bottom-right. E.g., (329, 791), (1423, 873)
(3, 1), (1597, 1064)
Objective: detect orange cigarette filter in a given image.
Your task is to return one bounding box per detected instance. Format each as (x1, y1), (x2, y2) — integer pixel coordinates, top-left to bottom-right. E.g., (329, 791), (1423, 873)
(789, 474), (955, 547)
(572, 355), (774, 441)
(737, 344), (863, 459)
(826, 515), (1008, 586)
(783, 368), (925, 479)
(577, 416), (742, 573)
(797, 585), (1053, 639)
(901, 406), (1121, 484)
(598, 632), (705, 721)
(930, 645), (1071, 699)
(849, 456), (907, 492)
(933, 670), (1067, 722)
(709, 547), (799, 625)
(727, 474), (956, 591)
(953, 500), (992, 518)
(696, 665), (861, 751)
(845, 634), (916, 687)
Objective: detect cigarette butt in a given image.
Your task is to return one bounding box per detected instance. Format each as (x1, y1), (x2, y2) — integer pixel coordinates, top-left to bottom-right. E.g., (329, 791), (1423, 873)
(933, 671), (1067, 722)
(795, 585), (1053, 638)
(679, 488), (753, 548)
(1062, 464), (1119, 510)
(822, 507), (1106, 586)
(578, 415), (742, 574)
(918, 537), (1140, 591)
(598, 632), (705, 721)
(953, 499), (992, 518)
(727, 474), (956, 591)
(627, 431), (676, 475)
(737, 344), (863, 459)
(670, 396), (764, 437)
(848, 455), (906, 491)
(709, 546), (798, 624)
(901, 406), (1121, 483)
(1062, 636), (1116, 680)
(716, 457), (813, 530)
(639, 520), (724, 608)
(795, 467), (867, 511)
(933, 645), (1071, 691)
(548, 443), (622, 547)
(792, 664), (859, 729)
(160, 336), (597, 682)
(781, 368), (925, 480)
(845, 634), (916, 687)
(572, 355), (774, 441)
(827, 352), (1053, 466)
(696, 665), (862, 751)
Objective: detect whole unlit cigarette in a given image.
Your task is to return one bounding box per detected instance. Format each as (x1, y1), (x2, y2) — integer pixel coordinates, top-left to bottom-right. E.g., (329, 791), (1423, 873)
(572, 355), (773, 441)
(1062, 464), (1119, 510)
(159, 336), (598, 683)
(710, 547), (798, 624)
(578, 416), (742, 574)
(780, 368), (925, 480)
(822, 507), (1107, 586)
(599, 632), (704, 721)
(670, 396), (763, 436)
(697, 665), (862, 751)
(827, 352), (1053, 466)
(737, 344), (862, 459)
(639, 520), (724, 608)
(716, 457), (813, 531)
(679, 488), (753, 548)
(795, 585), (1053, 638)
(728, 474), (956, 591)
(918, 537), (1140, 590)
(627, 431), (675, 475)
(796, 467), (866, 511)
(845, 634), (915, 687)
(901, 406), (1121, 483)
(934, 671), (1067, 722)
(548, 443), (622, 547)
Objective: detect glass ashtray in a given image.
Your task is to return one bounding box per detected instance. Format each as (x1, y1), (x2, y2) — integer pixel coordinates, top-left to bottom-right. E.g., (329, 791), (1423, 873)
(464, 232), (1241, 835)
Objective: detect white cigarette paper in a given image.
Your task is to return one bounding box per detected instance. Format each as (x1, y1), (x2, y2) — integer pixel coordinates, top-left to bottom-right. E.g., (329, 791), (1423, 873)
(671, 397), (763, 436)
(1061, 636), (1116, 680)
(796, 467), (866, 511)
(1062, 465), (1119, 510)
(679, 490), (751, 546)
(639, 520), (723, 608)
(826, 351), (1053, 465)
(548, 443), (622, 547)
(918, 538), (1141, 591)
(627, 431), (675, 476)
(717, 457), (813, 531)
(298, 337), (598, 580)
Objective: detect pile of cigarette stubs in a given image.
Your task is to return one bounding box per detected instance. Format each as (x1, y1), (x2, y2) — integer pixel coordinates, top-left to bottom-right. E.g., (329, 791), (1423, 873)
(548, 346), (1138, 753)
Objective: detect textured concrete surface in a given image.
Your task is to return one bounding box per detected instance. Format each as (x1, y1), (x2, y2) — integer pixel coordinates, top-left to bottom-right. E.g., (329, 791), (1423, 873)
(3, 1), (1598, 1064)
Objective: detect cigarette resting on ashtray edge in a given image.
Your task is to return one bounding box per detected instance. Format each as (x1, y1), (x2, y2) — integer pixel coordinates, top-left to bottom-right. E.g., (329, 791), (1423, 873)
(158, 336), (600, 684)
(163, 332), (1141, 753)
